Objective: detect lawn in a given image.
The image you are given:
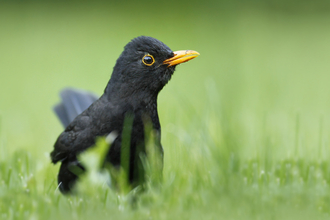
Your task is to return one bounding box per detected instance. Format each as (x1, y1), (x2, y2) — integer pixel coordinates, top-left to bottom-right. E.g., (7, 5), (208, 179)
(1, 1), (330, 219)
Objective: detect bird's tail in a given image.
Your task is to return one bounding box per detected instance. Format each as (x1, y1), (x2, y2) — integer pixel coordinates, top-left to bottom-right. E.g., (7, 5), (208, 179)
(53, 88), (99, 127)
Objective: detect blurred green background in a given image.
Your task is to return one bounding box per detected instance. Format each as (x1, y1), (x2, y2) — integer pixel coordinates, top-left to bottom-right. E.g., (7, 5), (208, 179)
(1, 0), (330, 219)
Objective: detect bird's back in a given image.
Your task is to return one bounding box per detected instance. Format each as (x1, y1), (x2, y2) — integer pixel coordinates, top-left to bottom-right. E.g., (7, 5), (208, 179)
(51, 91), (161, 166)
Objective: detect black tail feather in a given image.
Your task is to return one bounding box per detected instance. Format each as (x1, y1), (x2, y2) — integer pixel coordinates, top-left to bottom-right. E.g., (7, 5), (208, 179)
(53, 103), (71, 129)
(53, 88), (99, 127)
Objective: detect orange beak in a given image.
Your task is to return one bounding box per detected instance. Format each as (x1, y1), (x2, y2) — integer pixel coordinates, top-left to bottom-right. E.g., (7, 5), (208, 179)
(163, 50), (200, 67)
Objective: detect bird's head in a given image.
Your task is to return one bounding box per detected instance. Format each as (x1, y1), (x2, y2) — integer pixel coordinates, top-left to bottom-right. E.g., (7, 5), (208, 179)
(107, 36), (199, 98)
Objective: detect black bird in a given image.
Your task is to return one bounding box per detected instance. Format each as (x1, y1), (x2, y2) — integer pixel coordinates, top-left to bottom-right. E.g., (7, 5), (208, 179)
(51, 36), (199, 193)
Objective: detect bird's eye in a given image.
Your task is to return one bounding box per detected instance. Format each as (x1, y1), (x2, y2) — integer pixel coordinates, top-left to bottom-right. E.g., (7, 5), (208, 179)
(142, 54), (155, 66)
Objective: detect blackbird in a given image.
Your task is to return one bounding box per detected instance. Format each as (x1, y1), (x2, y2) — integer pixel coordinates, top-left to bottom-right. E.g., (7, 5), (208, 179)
(50, 36), (199, 193)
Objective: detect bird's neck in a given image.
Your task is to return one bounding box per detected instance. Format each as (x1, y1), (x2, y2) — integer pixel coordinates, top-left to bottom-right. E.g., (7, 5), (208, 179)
(104, 78), (161, 104)
(103, 79), (161, 131)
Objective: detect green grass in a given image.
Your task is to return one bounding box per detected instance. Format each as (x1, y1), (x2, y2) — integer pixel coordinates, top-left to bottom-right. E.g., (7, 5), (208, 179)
(1, 1), (330, 219)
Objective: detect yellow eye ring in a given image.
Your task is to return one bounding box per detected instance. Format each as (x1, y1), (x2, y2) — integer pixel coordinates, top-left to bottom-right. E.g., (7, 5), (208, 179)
(142, 54), (155, 66)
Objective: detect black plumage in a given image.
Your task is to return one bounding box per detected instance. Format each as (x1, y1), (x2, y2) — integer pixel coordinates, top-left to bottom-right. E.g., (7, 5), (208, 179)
(51, 36), (199, 193)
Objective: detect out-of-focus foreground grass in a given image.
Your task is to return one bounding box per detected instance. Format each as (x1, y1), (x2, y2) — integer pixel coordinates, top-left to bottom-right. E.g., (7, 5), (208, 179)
(1, 1), (330, 219)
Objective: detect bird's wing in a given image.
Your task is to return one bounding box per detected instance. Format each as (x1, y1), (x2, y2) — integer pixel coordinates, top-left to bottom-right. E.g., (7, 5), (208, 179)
(53, 88), (99, 127)
(51, 113), (92, 163)
(51, 95), (120, 164)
